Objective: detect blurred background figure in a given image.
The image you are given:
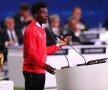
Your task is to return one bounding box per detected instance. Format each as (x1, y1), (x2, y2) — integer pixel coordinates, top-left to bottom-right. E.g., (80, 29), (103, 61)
(49, 15), (62, 36)
(72, 7), (88, 31)
(0, 17), (23, 80)
(1, 17), (23, 47)
(66, 7), (88, 31)
(45, 15), (62, 46)
(62, 7), (90, 45)
(14, 2), (33, 31)
(62, 17), (81, 45)
(0, 3), (33, 31)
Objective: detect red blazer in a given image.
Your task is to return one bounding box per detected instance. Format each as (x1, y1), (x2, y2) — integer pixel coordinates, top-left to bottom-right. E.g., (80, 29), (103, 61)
(23, 20), (61, 74)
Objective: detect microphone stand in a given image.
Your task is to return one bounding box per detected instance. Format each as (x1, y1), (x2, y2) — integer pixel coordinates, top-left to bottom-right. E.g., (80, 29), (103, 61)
(54, 34), (87, 65)
(48, 18), (70, 68)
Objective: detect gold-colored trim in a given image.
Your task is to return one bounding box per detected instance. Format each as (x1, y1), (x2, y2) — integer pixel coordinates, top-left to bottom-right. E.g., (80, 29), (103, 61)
(0, 52), (4, 80)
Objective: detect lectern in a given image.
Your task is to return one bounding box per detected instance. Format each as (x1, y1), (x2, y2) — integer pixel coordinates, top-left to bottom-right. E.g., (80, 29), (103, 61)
(55, 63), (108, 90)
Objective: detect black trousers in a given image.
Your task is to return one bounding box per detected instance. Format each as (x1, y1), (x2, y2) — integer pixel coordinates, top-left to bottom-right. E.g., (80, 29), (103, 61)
(23, 71), (45, 90)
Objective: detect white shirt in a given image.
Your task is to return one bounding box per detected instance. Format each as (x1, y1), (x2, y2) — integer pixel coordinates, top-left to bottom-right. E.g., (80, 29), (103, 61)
(36, 22), (61, 47)
(7, 30), (18, 41)
(77, 22), (86, 30)
(5, 30), (19, 47)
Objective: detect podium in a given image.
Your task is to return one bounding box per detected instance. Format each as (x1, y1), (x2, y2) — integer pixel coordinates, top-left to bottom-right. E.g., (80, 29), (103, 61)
(55, 63), (108, 90)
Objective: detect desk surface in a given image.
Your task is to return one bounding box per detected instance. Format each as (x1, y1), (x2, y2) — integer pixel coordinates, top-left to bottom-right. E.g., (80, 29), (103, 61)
(7, 44), (108, 49)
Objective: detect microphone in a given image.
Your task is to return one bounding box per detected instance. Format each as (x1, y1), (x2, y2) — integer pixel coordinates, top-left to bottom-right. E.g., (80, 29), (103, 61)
(54, 35), (108, 66)
(54, 34), (87, 65)
(54, 34), (64, 41)
(48, 17), (70, 68)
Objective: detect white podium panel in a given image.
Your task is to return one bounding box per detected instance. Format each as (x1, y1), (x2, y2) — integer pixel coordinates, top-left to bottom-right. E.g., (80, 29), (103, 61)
(55, 63), (108, 90)
(0, 81), (14, 90)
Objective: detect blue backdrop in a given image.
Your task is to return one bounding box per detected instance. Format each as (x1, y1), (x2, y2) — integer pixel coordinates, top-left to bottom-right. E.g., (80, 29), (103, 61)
(0, 0), (107, 28)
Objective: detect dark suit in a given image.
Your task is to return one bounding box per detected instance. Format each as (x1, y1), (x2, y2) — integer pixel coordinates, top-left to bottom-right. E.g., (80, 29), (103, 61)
(79, 19), (89, 31)
(13, 14), (32, 30)
(13, 14), (26, 30)
(0, 29), (23, 62)
(65, 16), (89, 31)
(45, 28), (56, 46)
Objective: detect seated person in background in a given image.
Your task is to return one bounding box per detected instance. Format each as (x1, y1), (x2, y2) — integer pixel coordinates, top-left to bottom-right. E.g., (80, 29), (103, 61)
(1, 17), (23, 47)
(0, 3), (33, 30)
(65, 7), (88, 31)
(45, 15), (62, 46)
(14, 2), (33, 31)
(62, 17), (81, 44)
(0, 17), (23, 80)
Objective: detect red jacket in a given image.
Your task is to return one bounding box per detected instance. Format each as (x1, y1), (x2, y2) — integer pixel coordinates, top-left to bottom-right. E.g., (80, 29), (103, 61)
(23, 20), (61, 74)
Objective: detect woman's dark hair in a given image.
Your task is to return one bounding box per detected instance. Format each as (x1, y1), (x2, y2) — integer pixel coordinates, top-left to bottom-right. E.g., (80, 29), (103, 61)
(31, 2), (47, 16)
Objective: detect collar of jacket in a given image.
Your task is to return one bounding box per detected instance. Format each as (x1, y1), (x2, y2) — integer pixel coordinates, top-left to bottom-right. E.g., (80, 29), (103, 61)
(32, 20), (44, 29)
(36, 22), (41, 27)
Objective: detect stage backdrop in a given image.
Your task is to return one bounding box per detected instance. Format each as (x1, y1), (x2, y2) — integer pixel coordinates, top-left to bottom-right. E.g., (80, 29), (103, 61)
(0, 0), (108, 28)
